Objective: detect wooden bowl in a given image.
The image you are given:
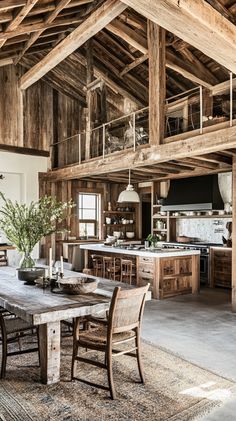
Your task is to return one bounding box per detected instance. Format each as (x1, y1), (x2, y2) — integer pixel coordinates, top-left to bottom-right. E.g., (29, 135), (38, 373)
(58, 277), (98, 295)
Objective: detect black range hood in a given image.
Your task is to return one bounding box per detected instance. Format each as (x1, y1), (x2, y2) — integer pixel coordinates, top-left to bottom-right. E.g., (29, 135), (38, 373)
(161, 175), (224, 211)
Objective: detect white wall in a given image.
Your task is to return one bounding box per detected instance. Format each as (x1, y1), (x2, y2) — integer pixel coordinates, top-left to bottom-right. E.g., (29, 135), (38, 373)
(0, 151), (48, 265)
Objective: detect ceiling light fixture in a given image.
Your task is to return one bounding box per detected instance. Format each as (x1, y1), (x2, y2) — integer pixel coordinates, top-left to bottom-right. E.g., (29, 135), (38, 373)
(117, 169), (140, 203)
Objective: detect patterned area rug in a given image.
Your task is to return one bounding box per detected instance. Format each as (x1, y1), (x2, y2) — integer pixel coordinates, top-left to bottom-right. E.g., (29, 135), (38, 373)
(0, 337), (235, 421)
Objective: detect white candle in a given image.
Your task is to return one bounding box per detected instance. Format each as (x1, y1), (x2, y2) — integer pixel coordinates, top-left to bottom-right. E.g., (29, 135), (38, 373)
(49, 248), (52, 279)
(60, 255), (64, 275)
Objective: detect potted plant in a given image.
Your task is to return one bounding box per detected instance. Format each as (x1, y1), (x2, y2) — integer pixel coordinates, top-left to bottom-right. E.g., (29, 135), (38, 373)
(146, 234), (161, 249)
(0, 193), (75, 280)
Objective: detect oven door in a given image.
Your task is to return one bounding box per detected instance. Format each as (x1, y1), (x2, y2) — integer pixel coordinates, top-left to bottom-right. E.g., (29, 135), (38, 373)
(200, 253), (209, 285)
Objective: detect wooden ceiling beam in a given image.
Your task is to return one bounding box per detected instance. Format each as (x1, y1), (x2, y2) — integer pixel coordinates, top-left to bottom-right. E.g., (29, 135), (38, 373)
(120, 52), (148, 77)
(20, 0), (127, 90)
(14, 0), (71, 63)
(40, 125), (236, 182)
(107, 18), (216, 88)
(0, 15), (82, 40)
(120, 0), (236, 74)
(0, 1), (26, 12)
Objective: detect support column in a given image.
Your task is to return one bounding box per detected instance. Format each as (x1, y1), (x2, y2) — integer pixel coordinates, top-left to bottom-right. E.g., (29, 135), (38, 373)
(85, 39), (94, 160)
(232, 156), (236, 311)
(148, 21), (166, 145)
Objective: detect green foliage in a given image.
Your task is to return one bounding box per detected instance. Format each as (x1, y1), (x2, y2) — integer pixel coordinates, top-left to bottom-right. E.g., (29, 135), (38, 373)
(146, 233), (161, 243)
(0, 193), (75, 258)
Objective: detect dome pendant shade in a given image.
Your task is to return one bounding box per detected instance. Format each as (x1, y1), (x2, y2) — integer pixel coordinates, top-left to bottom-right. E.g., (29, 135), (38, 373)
(117, 170), (140, 203)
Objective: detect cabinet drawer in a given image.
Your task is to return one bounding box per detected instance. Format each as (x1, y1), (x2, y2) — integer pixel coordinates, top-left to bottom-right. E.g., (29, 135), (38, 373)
(139, 256), (155, 265)
(138, 263), (154, 276)
(214, 250), (232, 258)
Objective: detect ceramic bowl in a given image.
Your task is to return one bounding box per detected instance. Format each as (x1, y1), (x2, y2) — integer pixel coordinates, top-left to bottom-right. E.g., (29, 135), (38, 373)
(58, 277), (98, 295)
(126, 231), (135, 239)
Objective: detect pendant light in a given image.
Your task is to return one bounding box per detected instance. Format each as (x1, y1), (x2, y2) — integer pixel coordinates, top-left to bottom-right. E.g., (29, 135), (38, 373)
(118, 169), (140, 203)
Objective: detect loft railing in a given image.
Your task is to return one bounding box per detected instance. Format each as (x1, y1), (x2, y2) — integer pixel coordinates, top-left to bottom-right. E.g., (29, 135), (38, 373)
(51, 72), (235, 168)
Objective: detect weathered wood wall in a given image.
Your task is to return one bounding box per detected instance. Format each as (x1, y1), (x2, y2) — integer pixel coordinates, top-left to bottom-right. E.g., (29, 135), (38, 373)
(0, 64), (83, 156)
(39, 177), (128, 260)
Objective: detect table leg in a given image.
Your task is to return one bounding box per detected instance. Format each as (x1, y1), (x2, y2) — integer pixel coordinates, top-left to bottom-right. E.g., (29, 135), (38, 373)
(38, 321), (61, 384)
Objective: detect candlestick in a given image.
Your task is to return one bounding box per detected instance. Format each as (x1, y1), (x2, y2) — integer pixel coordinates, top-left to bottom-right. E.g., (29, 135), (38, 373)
(60, 255), (64, 275)
(49, 247), (52, 279)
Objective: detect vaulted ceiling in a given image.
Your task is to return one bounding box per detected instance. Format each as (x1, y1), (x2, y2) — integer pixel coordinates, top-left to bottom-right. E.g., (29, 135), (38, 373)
(0, 0), (235, 107)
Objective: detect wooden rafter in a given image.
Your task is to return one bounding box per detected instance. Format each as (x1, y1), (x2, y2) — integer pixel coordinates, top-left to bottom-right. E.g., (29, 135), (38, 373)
(107, 18), (217, 88)
(20, 0), (127, 89)
(14, 0), (72, 64)
(120, 0), (236, 74)
(0, 15), (83, 41)
(120, 53), (148, 76)
(0, 0), (39, 49)
(0, 1), (26, 12)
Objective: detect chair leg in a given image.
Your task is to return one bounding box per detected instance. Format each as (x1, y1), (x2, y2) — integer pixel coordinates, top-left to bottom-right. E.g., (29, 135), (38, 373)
(135, 327), (145, 384)
(1, 330), (7, 379)
(71, 318), (80, 380)
(107, 346), (116, 399)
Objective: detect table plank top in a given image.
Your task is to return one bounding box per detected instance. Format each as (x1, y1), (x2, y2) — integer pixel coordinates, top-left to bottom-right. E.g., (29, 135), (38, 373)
(0, 268), (123, 325)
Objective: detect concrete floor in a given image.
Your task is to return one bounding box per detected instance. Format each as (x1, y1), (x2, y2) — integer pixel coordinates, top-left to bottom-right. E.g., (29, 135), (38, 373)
(142, 287), (236, 420)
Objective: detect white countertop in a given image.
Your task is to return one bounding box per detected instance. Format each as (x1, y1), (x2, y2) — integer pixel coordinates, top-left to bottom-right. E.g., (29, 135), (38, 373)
(80, 243), (200, 258)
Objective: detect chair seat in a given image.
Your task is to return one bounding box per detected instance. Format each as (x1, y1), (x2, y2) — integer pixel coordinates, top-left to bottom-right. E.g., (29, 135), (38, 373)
(4, 317), (34, 334)
(78, 325), (135, 345)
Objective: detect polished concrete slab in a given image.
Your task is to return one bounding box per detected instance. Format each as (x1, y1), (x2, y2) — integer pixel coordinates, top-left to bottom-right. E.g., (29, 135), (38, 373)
(142, 288), (236, 420)
(142, 288), (236, 381)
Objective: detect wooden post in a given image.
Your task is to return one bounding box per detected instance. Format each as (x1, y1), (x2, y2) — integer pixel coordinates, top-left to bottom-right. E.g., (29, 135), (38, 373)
(38, 321), (61, 384)
(147, 21), (166, 145)
(232, 156), (236, 311)
(85, 39), (94, 160)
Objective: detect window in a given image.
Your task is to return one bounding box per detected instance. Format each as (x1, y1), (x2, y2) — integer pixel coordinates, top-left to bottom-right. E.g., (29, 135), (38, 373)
(78, 193), (100, 238)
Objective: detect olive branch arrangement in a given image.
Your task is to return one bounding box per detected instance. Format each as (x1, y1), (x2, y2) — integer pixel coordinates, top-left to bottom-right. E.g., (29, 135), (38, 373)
(0, 192), (75, 268)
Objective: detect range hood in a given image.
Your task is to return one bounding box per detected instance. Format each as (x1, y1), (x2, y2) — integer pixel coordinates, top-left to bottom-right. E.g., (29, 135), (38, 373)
(161, 175), (224, 211)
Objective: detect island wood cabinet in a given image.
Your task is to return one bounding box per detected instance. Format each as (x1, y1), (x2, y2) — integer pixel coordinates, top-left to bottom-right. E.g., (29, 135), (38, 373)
(137, 254), (199, 299)
(210, 247), (232, 288)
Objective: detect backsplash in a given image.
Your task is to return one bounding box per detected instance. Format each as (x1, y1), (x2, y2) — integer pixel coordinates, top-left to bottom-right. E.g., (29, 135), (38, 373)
(176, 218), (231, 243)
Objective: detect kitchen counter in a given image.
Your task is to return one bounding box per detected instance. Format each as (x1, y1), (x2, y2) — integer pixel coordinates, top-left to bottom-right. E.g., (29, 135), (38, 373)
(81, 243), (200, 300)
(80, 243), (200, 258)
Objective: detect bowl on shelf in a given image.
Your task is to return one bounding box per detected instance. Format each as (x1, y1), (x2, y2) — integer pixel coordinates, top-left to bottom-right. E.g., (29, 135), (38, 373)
(113, 231), (121, 238)
(58, 277), (98, 295)
(126, 231), (135, 239)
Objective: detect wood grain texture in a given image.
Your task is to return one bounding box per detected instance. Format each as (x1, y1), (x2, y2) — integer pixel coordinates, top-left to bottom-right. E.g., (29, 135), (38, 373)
(20, 0), (127, 89)
(120, 0), (236, 74)
(148, 21), (165, 146)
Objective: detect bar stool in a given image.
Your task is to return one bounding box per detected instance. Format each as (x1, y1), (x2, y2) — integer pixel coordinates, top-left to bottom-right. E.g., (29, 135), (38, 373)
(120, 259), (136, 285)
(103, 256), (121, 281)
(91, 254), (103, 277)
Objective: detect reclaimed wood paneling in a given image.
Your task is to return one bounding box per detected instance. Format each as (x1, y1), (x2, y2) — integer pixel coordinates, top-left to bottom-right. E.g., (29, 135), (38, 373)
(0, 64), (53, 152)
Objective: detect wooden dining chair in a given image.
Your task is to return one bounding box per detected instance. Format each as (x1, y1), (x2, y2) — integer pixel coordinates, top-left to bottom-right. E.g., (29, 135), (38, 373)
(71, 283), (150, 399)
(0, 310), (39, 378)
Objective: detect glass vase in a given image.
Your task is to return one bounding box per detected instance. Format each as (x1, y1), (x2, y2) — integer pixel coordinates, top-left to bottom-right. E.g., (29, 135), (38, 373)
(20, 252), (35, 269)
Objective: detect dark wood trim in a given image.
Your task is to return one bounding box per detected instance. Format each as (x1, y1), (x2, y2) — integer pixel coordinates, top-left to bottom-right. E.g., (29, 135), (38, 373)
(0, 144), (49, 157)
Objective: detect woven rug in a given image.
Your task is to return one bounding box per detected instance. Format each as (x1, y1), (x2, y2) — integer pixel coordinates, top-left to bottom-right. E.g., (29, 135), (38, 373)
(0, 337), (235, 421)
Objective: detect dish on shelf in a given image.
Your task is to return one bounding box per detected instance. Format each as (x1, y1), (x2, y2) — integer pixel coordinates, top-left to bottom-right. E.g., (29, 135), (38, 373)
(218, 210), (225, 215)
(113, 231), (121, 238)
(126, 232), (135, 239)
(160, 211), (166, 216)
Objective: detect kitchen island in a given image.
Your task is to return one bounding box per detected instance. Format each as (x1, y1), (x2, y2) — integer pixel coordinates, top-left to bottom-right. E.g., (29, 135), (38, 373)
(80, 244), (200, 299)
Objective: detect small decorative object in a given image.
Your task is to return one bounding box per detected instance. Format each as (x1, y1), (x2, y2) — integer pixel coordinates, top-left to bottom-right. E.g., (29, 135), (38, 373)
(106, 217), (111, 224)
(108, 202), (112, 211)
(146, 234), (161, 248)
(0, 193), (75, 281)
(58, 277), (98, 295)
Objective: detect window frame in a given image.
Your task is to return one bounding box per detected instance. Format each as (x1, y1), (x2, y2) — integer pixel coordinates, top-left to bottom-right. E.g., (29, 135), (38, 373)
(77, 190), (102, 240)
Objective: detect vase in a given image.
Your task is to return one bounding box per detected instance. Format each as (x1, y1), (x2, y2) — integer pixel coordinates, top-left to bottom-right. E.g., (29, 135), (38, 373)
(19, 252), (35, 269)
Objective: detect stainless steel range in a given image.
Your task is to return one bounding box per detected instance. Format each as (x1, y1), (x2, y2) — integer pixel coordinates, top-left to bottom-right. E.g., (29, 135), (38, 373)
(161, 242), (222, 285)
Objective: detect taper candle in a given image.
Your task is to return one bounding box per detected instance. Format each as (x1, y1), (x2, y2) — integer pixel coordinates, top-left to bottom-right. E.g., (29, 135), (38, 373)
(49, 247), (52, 279)
(60, 255), (64, 275)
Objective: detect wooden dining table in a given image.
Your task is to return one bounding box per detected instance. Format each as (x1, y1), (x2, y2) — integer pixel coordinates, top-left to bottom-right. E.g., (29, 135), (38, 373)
(0, 267), (126, 385)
